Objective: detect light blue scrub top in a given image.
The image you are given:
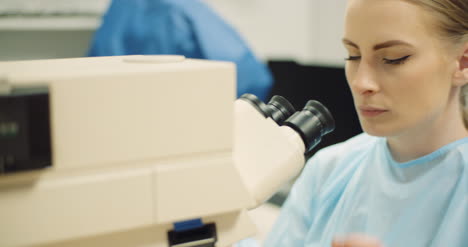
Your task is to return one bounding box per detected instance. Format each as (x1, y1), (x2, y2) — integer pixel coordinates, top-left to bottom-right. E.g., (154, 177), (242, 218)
(88, 0), (273, 101)
(238, 133), (468, 247)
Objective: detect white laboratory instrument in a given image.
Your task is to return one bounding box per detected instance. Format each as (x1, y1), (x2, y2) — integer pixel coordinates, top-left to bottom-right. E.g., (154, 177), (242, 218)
(0, 55), (334, 247)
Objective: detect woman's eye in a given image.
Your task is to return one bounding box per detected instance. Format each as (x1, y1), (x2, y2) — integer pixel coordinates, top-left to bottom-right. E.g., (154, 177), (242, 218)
(383, 55), (411, 65)
(345, 56), (361, 61)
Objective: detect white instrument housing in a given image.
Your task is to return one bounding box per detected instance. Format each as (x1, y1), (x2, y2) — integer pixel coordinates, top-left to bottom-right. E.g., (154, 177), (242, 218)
(0, 55), (310, 247)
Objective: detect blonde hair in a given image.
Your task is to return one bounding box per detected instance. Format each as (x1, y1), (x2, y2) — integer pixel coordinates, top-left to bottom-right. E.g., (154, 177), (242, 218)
(403, 0), (468, 128)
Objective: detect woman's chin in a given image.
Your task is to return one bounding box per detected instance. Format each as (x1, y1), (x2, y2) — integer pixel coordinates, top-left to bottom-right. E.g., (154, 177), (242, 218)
(361, 123), (397, 137)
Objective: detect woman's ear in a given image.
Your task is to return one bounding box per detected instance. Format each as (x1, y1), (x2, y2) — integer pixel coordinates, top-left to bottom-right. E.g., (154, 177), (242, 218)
(453, 42), (468, 86)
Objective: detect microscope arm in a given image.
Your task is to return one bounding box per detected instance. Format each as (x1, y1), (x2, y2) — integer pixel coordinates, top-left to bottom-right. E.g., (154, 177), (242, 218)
(234, 99), (306, 208)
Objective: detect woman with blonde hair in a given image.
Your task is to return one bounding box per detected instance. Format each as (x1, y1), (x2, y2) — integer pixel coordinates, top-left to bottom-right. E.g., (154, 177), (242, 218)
(237, 0), (467, 246)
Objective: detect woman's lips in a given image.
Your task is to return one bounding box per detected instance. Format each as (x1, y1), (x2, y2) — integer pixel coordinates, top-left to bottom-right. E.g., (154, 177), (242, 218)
(359, 106), (388, 117)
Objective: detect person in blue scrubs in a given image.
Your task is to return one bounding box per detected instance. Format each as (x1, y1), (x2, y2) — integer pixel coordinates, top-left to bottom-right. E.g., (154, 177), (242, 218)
(88, 0), (273, 101)
(238, 0), (468, 246)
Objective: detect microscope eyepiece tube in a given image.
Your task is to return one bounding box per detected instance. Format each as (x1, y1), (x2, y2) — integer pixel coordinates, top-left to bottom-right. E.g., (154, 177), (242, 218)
(265, 95), (296, 125)
(284, 100), (335, 152)
(239, 94), (269, 118)
(303, 100), (335, 135)
(239, 94), (296, 125)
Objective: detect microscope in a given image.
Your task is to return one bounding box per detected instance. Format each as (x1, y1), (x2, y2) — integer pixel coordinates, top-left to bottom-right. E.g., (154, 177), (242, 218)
(0, 55), (334, 247)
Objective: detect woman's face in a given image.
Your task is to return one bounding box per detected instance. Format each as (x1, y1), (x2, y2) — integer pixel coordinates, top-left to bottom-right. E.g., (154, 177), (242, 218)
(344, 0), (459, 137)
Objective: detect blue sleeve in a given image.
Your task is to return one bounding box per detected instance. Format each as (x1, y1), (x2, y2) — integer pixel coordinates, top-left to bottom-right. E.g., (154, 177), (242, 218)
(235, 238), (260, 247)
(235, 154), (325, 247)
(260, 155), (324, 246)
(261, 138), (364, 246)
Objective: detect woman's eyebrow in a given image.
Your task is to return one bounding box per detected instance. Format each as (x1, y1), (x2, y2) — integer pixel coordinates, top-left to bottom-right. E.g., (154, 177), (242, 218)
(342, 38), (359, 48)
(342, 38), (414, 50)
(373, 40), (414, 50)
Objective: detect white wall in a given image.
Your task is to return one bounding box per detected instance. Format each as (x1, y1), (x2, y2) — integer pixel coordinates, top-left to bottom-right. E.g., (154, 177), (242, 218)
(0, 0), (108, 61)
(0, 1), (348, 67)
(313, 1), (348, 67)
(204, 0), (348, 67)
(0, 17), (98, 61)
(203, 0), (315, 63)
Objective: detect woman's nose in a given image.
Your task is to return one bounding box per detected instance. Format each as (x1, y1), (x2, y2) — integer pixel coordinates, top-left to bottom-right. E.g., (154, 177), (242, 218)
(350, 64), (379, 96)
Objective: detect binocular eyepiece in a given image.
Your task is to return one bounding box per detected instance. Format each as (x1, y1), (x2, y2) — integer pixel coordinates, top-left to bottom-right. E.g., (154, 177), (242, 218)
(239, 94), (335, 153)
